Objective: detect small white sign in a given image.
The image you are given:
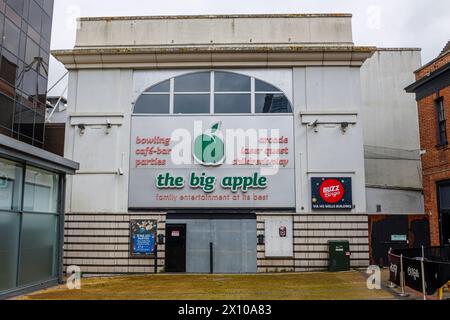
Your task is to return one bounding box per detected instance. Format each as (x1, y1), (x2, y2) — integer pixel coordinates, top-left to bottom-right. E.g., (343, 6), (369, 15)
(391, 235), (407, 242)
(172, 231), (180, 237)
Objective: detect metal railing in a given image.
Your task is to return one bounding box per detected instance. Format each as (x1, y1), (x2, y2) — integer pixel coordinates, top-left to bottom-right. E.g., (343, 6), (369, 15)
(388, 246), (450, 300)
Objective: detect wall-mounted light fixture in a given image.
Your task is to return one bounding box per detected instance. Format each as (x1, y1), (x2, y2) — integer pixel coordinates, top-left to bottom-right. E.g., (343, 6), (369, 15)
(158, 234), (165, 245)
(308, 120), (319, 133)
(78, 124), (86, 135)
(106, 119), (112, 135)
(341, 122), (350, 134)
(257, 234), (265, 246)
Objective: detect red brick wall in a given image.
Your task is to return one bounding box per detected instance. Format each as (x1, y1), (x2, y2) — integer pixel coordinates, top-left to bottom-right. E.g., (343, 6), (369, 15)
(418, 83), (450, 245)
(416, 51), (450, 80)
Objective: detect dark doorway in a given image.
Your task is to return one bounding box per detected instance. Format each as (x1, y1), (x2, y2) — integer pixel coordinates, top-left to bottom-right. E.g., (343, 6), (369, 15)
(410, 218), (431, 248)
(438, 182), (450, 246)
(369, 215), (430, 267)
(371, 216), (409, 266)
(165, 224), (187, 273)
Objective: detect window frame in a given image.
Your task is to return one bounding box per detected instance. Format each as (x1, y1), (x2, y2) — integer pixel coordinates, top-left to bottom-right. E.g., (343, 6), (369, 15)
(0, 155), (63, 293)
(134, 71), (293, 115)
(436, 97), (448, 147)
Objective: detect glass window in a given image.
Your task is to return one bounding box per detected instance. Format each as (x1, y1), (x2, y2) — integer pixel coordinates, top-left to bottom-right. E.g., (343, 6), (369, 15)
(439, 184), (450, 210)
(34, 113), (44, 142)
(22, 0), (30, 20)
(0, 13), (5, 47)
(0, 49), (18, 85)
(0, 212), (20, 291)
(436, 98), (447, 146)
(28, 0), (42, 33)
(25, 37), (39, 66)
(43, 0), (54, 17)
(24, 166), (59, 213)
(256, 79), (281, 92)
(174, 94), (210, 114)
(4, 18), (20, 55)
(41, 13), (51, 42)
(42, 48), (49, 65)
(145, 80), (170, 93)
(215, 72), (251, 92)
(13, 103), (25, 133)
(18, 31), (27, 61)
(174, 72), (210, 92)
(21, 68), (38, 97)
(256, 94), (292, 114)
(215, 94), (251, 114)
(0, 94), (15, 131)
(0, 158), (23, 211)
(7, 0), (24, 15)
(38, 75), (47, 104)
(132, 72), (293, 115)
(5, 5), (22, 27)
(18, 213), (58, 286)
(134, 95), (170, 114)
(18, 105), (35, 139)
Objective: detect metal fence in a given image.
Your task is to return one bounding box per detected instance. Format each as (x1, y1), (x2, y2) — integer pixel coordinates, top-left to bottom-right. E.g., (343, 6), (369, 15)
(388, 246), (450, 299)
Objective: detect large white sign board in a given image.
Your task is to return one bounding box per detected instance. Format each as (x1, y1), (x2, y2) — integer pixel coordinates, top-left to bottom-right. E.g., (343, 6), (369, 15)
(129, 115), (296, 209)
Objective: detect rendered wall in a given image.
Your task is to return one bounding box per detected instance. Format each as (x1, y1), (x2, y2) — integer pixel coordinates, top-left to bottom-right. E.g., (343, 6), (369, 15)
(360, 49), (424, 214)
(75, 15), (353, 48)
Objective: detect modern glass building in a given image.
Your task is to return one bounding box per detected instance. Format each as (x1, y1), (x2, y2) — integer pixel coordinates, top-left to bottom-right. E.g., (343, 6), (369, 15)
(0, 0), (53, 148)
(0, 0), (78, 299)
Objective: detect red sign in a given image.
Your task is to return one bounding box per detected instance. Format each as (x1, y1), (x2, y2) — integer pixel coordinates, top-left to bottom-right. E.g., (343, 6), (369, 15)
(319, 179), (344, 204)
(311, 177), (353, 210)
(279, 226), (287, 238)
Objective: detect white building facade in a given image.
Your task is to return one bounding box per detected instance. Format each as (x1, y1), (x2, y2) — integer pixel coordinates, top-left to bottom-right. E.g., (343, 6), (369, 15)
(54, 14), (419, 274)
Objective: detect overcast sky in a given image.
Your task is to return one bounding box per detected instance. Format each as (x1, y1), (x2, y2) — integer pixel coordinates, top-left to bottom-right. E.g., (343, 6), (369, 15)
(48, 0), (450, 97)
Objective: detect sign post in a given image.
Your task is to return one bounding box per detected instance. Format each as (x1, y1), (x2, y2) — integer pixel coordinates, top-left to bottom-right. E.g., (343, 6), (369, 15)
(421, 258), (427, 300)
(399, 254), (409, 297)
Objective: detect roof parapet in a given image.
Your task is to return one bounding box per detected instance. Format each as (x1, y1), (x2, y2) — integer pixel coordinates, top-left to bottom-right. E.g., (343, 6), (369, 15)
(52, 45), (376, 70)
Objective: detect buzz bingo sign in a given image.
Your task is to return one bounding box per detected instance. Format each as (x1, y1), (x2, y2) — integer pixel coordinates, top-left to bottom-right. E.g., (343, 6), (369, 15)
(311, 177), (353, 210)
(129, 115), (296, 209)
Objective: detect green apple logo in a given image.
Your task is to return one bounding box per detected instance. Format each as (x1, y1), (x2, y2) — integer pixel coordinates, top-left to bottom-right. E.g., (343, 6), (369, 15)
(193, 122), (225, 166)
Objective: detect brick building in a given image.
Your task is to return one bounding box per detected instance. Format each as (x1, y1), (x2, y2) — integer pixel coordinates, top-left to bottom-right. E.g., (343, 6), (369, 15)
(406, 41), (450, 246)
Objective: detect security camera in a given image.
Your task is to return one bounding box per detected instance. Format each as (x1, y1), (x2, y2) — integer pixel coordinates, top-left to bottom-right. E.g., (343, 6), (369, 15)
(78, 124), (86, 135)
(308, 120), (319, 133)
(106, 120), (112, 134)
(308, 120), (319, 127)
(341, 122), (349, 133)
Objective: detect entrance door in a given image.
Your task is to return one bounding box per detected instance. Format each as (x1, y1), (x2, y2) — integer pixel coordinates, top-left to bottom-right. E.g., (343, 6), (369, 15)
(165, 214), (257, 273)
(165, 224), (187, 272)
(438, 182), (450, 245)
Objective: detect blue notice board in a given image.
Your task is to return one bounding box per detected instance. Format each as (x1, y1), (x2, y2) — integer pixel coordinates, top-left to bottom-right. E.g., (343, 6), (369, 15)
(130, 220), (157, 256)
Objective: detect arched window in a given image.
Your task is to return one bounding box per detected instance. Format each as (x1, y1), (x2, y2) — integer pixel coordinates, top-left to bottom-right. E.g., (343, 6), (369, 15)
(133, 71), (292, 115)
